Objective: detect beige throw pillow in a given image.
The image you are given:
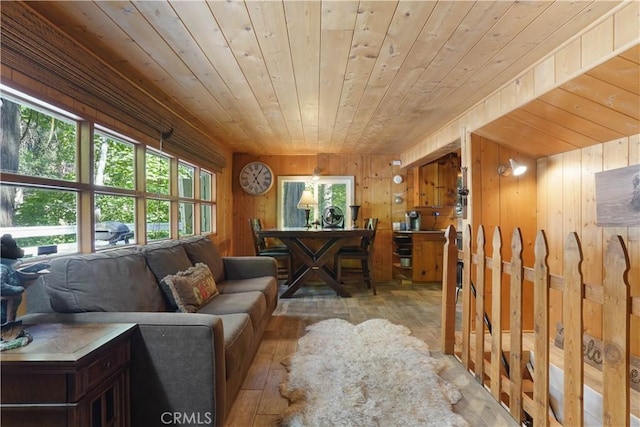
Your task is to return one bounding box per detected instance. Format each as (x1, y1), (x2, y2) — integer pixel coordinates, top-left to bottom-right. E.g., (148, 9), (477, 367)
(162, 263), (219, 313)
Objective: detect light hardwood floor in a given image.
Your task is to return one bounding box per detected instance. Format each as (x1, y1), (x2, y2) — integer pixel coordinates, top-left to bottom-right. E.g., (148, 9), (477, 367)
(225, 281), (518, 427)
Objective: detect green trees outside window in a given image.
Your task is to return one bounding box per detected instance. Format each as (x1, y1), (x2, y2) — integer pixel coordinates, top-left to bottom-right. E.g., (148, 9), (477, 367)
(0, 90), (216, 257)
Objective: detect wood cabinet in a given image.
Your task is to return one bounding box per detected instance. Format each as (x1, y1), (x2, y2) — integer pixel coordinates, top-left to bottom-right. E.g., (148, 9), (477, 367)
(1, 323), (136, 427)
(413, 154), (459, 207)
(393, 232), (446, 282)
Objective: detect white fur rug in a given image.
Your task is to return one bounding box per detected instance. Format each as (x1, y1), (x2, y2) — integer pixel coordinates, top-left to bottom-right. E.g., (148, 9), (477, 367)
(279, 318), (469, 427)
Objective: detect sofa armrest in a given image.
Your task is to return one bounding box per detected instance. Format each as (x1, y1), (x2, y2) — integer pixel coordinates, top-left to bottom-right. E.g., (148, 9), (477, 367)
(20, 312), (226, 427)
(222, 256), (277, 280)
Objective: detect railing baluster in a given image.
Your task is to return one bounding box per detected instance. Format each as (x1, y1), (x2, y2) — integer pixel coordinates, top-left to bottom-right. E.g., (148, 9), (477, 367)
(509, 228), (524, 421)
(602, 235), (630, 427)
(475, 225), (486, 383)
(490, 226), (503, 402)
(563, 232), (584, 426)
(533, 230), (550, 427)
(461, 224), (472, 370)
(441, 225), (458, 355)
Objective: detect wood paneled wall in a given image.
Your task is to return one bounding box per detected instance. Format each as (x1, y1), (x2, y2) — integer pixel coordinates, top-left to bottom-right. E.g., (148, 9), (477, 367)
(467, 133), (639, 355)
(538, 134), (640, 354)
(232, 153), (406, 281)
(469, 134), (538, 330)
(211, 165), (234, 256)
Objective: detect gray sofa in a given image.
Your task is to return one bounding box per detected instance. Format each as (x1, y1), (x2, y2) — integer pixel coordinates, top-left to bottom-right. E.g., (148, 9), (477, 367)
(20, 235), (278, 427)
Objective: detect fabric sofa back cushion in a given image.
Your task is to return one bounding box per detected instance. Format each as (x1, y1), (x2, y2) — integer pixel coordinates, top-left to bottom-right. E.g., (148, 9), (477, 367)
(139, 240), (194, 283)
(181, 235), (225, 283)
(44, 248), (166, 313)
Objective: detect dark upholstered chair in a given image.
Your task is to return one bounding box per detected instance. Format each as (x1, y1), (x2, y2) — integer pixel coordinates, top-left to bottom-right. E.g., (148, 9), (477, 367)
(334, 218), (378, 295)
(249, 218), (292, 285)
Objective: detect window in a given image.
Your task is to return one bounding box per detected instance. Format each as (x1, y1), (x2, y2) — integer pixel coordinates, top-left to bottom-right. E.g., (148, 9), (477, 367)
(200, 205), (212, 233)
(2, 186), (78, 257)
(0, 87), (218, 259)
(146, 150), (170, 195)
(178, 162), (194, 198)
(199, 170), (214, 233)
(147, 199), (170, 241)
(0, 96), (77, 182)
(277, 176), (354, 228)
(179, 202), (194, 236)
(178, 162), (195, 237)
(200, 170), (212, 201)
(95, 194), (135, 248)
(94, 131), (134, 190)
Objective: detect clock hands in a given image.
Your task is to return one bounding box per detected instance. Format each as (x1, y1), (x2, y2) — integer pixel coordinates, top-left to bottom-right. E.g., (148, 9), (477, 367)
(252, 167), (263, 184)
(250, 171), (257, 184)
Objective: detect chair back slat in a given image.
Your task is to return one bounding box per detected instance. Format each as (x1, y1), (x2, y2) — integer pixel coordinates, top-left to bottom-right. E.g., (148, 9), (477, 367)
(249, 218), (267, 254)
(360, 218), (379, 250)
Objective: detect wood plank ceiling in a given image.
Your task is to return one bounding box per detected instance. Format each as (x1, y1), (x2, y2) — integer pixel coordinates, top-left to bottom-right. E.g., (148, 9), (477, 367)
(23, 1), (633, 157)
(475, 45), (640, 158)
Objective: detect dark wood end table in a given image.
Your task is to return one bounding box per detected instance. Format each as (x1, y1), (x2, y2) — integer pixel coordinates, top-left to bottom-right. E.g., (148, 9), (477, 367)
(1, 323), (136, 427)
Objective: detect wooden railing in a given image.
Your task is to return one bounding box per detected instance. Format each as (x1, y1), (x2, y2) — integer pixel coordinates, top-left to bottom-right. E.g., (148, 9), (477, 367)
(441, 224), (638, 427)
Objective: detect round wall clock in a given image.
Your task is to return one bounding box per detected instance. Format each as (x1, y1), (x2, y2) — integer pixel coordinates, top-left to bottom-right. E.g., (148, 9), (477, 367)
(239, 161), (274, 195)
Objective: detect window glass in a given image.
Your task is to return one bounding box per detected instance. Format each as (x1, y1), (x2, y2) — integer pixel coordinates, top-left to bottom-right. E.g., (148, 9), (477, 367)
(146, 150), (170, 195)
(178, 162), (194, 198)
(94, 132), (134, 189)
(179, 202), (194, 237)
(277, 176), (354, 228)
(146, 199), (170, 241)
(200, 170), (212, 201)
(1, 97), (77, 181)
(1, 186), (78, 257)
(95, 194), (135, 248)
(200, 204), (212, 233)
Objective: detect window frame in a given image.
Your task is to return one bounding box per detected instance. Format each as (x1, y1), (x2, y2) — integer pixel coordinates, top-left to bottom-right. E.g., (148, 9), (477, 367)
(276, 175), (355, 228)
(0, 87), (218, 259)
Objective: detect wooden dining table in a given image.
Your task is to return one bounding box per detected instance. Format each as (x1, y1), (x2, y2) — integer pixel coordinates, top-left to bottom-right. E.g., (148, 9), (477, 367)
(256, 227), (373, 298)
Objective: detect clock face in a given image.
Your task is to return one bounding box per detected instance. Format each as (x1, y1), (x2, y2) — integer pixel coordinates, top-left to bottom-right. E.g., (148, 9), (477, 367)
(239, 161), (274, 195)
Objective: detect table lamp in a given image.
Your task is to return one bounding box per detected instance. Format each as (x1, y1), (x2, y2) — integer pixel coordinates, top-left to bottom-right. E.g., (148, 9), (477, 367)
(297, 190), (317, 228)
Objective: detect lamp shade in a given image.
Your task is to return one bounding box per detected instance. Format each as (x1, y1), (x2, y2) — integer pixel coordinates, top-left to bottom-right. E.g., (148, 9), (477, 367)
(297, 190), (317, 209)
(498, 158), (528, 177)
(509, 158), (527, 176)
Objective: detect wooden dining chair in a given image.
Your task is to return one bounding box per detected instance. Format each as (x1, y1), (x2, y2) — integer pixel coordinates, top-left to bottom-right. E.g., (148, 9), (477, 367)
(334, 218), (379, 295)
(249, 218), (293, 285)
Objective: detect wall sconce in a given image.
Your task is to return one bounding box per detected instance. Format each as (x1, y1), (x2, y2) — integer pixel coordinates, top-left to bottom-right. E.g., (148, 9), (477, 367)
(394, 193), (404, 204)
(393, 174), (403, 184)
(312, 167), (321, 181)
(497, 158), (527, 177)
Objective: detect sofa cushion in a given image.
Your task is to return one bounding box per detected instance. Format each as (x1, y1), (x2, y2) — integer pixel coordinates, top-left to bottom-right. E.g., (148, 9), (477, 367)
(162, 263), (219, 313)
(181, 235), (225, 283)
(43, 248), (166, 313)
(140, 240), (193, 283)
(197, 292), (267, 333)
(219, 313), (254, 380)
(216, 276), (277, 312)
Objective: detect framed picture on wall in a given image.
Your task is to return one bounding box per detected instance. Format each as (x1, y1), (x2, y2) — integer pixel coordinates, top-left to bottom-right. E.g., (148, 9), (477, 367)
(595, 164), (640, 227)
